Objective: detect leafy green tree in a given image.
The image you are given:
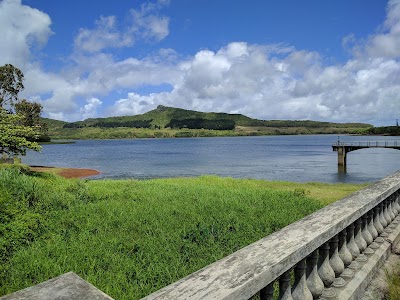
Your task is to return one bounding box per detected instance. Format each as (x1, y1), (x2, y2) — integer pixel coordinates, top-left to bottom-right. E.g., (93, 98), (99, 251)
(14, 99), (42, 127)
(0, 64), (24, 110)
(15, 99), (50, 141)
(0, 64), (43, 157)
(0, 109), (41, 157)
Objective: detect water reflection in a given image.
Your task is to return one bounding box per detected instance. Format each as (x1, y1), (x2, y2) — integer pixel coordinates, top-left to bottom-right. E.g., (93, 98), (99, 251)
(337, 165), (347, 174)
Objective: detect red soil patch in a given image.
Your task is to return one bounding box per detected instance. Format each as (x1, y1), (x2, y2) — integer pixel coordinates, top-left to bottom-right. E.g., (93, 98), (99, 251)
(30, 166), (100, 179)
(58, 168), (101, 179)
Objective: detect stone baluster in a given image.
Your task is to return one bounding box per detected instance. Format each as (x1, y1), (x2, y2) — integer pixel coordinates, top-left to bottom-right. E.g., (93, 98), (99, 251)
(391, 194), (399, 217)
(367, 210), (379, 249)
(381, 201), (391, 238)
(392, 193), (398, 214)
(354, 218), (368, 262)
(392, 194), (400, 226)
(329, 235), (346, 288)
(390, 197), (396, 219)
(260, 282), (274, 300)
(362, 214), (374, 255)
(374, 205), (385, 244)
(374, 206), (384, 235)
(381, 201), (389, 228)
(384, 199), (392, 225)
(386, 197), (396, 233)
(306, 250), (323, 299)
(394, 192), (399, 213)
(391, 195), (399, 225)
(389, 194), (395, 214)
(362, 214), (373, 244)
(346, 223), (359, 258)
(292, 258), (313, 300)
(278, 270), (294, 300)
(388, 196), (396, 221)
(318, 242), (337, 300)
(394, 191), (400, 214)
(368, 210), (378, 240)
(395, 194), (399, 217)
(338, 229), (354, 280)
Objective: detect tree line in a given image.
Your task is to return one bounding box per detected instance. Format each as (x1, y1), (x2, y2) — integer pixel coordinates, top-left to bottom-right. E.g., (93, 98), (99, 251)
(366, 126), (400, 136)
(241, 119), (372, 128)
(63, 120), (153, 129)
(166, 118), (235, 130)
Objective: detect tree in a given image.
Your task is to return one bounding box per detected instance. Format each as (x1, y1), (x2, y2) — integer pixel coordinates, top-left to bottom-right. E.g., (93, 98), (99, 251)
(0, 109), (41, 157)
(0, 64), (43, 158)
(14, 99), (42, 127)
(0, 64), (24, 110)
(15, 99), (50, 142)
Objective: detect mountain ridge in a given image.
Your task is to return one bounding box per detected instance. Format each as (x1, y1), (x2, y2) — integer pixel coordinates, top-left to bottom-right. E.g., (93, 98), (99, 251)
(50, 105), (373, 129)
(41, 105), (374, 139)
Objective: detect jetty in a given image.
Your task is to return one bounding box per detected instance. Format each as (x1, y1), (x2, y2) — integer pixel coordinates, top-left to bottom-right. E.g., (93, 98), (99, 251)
(333, 141), (400, 166)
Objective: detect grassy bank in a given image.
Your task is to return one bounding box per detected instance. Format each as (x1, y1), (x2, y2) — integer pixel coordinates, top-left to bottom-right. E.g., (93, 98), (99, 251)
(0, 167), (365, 299)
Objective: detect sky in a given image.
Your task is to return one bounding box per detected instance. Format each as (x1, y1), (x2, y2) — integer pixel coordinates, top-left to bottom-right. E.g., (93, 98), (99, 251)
(0, 0), (399, 125)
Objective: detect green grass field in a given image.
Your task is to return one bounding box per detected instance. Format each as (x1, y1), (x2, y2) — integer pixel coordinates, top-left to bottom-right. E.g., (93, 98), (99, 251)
(0, 166), (365, 299)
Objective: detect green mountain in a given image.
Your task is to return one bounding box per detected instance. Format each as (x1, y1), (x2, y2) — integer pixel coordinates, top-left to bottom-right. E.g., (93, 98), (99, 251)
(54, 105), (373, 129)
(41, 105), (373, 139)
(41, 117), (67, 130)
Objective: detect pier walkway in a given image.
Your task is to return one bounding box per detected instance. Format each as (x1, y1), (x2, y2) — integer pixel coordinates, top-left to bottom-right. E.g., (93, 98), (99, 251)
(332, 141), (400, 166)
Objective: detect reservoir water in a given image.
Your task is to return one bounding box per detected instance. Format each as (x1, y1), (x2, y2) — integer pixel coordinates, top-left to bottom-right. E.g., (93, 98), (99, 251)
(23, 135), (400, 183)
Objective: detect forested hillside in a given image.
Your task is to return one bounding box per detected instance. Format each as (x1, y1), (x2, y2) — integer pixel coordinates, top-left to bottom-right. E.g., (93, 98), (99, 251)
(41, 105), (373, 139)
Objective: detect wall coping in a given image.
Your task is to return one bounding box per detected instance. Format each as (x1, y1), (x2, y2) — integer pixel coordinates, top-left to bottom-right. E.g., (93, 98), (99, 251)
(0, 272), (114, 300)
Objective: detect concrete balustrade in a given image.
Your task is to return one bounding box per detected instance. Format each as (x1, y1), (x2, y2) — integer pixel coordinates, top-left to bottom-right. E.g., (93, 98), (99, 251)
(142, 172), (400, 300)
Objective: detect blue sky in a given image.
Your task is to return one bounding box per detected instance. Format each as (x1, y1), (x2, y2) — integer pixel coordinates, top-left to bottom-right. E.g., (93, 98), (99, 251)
(1, 0), (399, 125)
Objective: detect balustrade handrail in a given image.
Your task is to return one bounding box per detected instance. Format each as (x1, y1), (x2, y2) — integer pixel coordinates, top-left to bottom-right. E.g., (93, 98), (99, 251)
(142, 171), (400, 300)
(332, 141), (399, 147)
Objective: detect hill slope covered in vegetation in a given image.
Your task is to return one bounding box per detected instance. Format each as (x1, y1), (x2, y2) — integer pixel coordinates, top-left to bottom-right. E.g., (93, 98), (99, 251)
(42, 105), (373, 139)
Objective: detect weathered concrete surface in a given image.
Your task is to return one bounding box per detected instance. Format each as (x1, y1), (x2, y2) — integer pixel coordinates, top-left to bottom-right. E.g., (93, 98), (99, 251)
(142, 171), (400, 300)
(359, 243), (400, 300)
(336, 215), (400, 300)
(0, 272), (114, 300)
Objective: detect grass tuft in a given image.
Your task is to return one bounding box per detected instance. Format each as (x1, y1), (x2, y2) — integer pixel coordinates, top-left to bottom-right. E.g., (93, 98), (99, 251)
(386, 262), (400, 299)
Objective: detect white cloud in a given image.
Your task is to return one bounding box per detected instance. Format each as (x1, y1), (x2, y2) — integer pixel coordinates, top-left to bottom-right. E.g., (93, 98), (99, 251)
(74, 0), (169, 53)
(351, 0), (400, 58)
(130, 0), (170, 41)
(75, 16), (133, 53)
(79, 97), (102, 119)
(110, 93), (157, 116)
(0, 0), (52, 67)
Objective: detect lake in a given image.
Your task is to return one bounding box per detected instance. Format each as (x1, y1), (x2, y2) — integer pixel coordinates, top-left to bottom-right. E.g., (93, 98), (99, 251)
(23, 135), (400, 183)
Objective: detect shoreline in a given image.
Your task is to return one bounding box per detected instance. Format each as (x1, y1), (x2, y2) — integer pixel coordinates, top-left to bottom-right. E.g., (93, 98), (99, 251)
(45, 132), (400, 141)
(29, 165), (101, 179)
